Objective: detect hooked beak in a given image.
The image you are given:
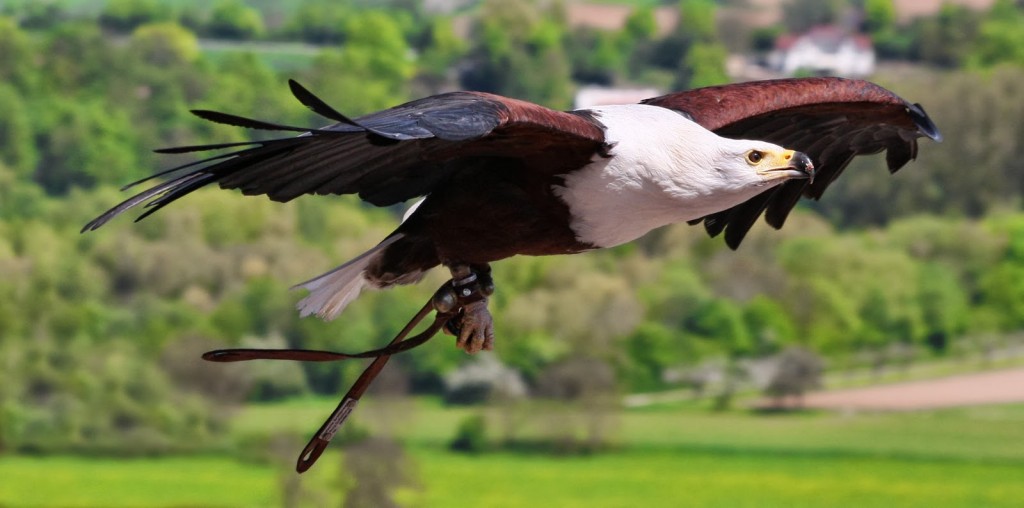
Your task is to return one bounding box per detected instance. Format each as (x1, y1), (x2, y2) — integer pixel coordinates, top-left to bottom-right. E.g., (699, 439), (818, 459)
(760, 150), (815, 184)
(788, 150), (814, 184)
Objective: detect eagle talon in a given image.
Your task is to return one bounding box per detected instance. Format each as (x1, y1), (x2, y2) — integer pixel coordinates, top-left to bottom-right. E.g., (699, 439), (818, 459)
(455, 300), (494, 353)
(443, 311), (462, 337)
(445, 264), (496, 353)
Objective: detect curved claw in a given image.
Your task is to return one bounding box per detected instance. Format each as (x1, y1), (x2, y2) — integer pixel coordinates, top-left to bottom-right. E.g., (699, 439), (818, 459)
(455, 300), (495, 353)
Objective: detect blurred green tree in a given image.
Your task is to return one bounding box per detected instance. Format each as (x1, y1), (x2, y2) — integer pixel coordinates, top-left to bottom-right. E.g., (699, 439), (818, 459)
(207, 0), (265, 40)
(680, 42), (729, 88)
(624, 5), (657, 42)
(130, 22), (200, 68)
(34, 99), (142, 193)
(99, 0), (175, 33)
(744, 295), (797, 356)
(916, 262), (970, 352)
(461, 0), (574, 108)
(0, 84), (38, 178)
(967, 0), (1024, 68)
(282, 0), (353, 44)
(862, 0), (896, 33)
(673, 0), (728, 89)
(0, 17), (38, 91)
(304, 10), (414, 116)
(416, 17), (467, 92)
(41, 23), (119, 94)
(910, 4), (981, 68)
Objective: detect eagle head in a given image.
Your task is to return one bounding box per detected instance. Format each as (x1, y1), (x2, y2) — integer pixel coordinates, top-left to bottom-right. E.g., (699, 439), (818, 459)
(710, 140), (815, 190)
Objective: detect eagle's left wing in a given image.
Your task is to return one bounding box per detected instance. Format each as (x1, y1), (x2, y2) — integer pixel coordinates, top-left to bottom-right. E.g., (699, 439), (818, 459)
(82, 80), (606, 232)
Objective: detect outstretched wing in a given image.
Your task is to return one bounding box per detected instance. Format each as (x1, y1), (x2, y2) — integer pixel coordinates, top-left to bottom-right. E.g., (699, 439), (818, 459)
(643, 77), (942, 249)
(83, 80), (606, 232)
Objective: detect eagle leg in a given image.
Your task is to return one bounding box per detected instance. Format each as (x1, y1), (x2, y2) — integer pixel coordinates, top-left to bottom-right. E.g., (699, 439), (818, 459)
(442, 263), (495, 353)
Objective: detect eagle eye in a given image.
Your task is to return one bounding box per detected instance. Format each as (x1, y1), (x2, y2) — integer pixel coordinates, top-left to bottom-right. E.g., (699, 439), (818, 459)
(746, 150), (764, 165)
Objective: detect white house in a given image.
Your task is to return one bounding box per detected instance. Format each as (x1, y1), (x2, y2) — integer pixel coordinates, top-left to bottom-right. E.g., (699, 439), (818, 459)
(769, 25), (875, 77)
(574, 86), (663, 109)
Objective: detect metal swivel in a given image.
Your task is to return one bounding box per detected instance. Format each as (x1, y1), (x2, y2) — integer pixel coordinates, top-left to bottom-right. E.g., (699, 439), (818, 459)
(431, 285), (460, 313)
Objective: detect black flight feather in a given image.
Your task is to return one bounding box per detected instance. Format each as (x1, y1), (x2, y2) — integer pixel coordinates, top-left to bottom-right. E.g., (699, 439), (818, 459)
(154, 140), (270, 154)
(288, 79), (360, 126)
(190, 109), (321, 133)
(121, 151), (241, 190)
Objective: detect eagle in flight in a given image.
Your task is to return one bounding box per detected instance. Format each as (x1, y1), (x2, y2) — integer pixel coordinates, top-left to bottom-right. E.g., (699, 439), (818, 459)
(85, 77), (941, 354)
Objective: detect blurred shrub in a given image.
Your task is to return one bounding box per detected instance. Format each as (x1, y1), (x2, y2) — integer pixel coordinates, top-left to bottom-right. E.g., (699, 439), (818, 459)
(342, 436), (420, 508)
(443, 353), (527, 405)
(2, 336), (222, 455)
(763, 347), (825, 408)
(238, 335), (309, 401)
(449, 414), (489, 453)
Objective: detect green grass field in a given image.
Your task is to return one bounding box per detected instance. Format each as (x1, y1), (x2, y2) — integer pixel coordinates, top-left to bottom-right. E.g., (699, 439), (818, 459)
(2, 398), (1022, 507)
(0, 456), (277, 507)
(412, 447), (1024, 508)
(235, 396), (1024, 462)
(2, 444), (1021, 507)
(199, 39), (321, 72)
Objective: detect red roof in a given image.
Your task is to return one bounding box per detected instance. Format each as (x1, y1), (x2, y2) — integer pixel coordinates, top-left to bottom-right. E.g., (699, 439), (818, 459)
(775, 25), (872, 51)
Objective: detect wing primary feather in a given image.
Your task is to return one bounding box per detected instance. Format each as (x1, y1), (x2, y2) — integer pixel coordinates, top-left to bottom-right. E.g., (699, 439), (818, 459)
(87, 141), (305, 231)
(201, 142), (307, 189)
(807, 151), (856, 200)
(247, 143), (366, 200)
(219, 136), (369, 194)
(306, 155), (393, 197)
(885, 140), (915, 172)
(288, 79), (360, 126)
(724, 189), (777, 250)
(122, 151), (245, 190)
(190, 109), (323, 133)
(125, 138), (307, 190)
(909, 103), (942, 142)
(278, 144), (404, 198)
(133, 174), (218, 222)
(703, 212), (729, 238)
(154, 140), (269, 154)
(764, 180), (810, 229)
(288, 79), (416, 141)
(81, 173), (208, 232)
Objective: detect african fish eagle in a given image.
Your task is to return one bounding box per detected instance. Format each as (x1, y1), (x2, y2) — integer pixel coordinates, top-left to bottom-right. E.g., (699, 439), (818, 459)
(84, 77), (941, 353)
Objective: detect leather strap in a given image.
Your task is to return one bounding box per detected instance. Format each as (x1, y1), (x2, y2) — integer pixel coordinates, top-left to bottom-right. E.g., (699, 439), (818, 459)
(200, 279), (475, 473)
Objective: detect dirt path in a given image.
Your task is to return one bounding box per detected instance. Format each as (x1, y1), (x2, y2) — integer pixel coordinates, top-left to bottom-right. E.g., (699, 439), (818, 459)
(800, 367), (1024, 411)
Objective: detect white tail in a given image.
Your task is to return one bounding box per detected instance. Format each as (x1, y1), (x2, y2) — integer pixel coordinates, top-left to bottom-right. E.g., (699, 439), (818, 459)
(294, 234), (404, 320)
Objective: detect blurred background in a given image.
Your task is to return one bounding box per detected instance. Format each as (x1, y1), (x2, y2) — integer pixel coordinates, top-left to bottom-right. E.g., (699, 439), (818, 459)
(1, 0), (1023, 506)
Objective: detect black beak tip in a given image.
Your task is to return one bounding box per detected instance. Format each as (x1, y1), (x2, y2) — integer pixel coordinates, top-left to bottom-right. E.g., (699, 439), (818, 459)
(794, 152), (813, 171)
(793, 152), (814, 181)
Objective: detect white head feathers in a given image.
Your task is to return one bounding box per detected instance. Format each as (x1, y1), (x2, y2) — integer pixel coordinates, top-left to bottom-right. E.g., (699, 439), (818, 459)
(555, 104), (805, 248)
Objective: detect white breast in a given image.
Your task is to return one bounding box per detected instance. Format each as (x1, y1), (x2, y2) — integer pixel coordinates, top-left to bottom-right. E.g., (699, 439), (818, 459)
(554, 104), (751, 249)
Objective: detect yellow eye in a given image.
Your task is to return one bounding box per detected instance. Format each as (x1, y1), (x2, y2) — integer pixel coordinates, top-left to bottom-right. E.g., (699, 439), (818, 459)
(746, 150), (764, 164)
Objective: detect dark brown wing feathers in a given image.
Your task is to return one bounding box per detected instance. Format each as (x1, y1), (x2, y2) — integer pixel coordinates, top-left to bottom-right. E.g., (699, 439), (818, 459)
(644, 77), (941, 249)
(82, 83), (605, 232)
